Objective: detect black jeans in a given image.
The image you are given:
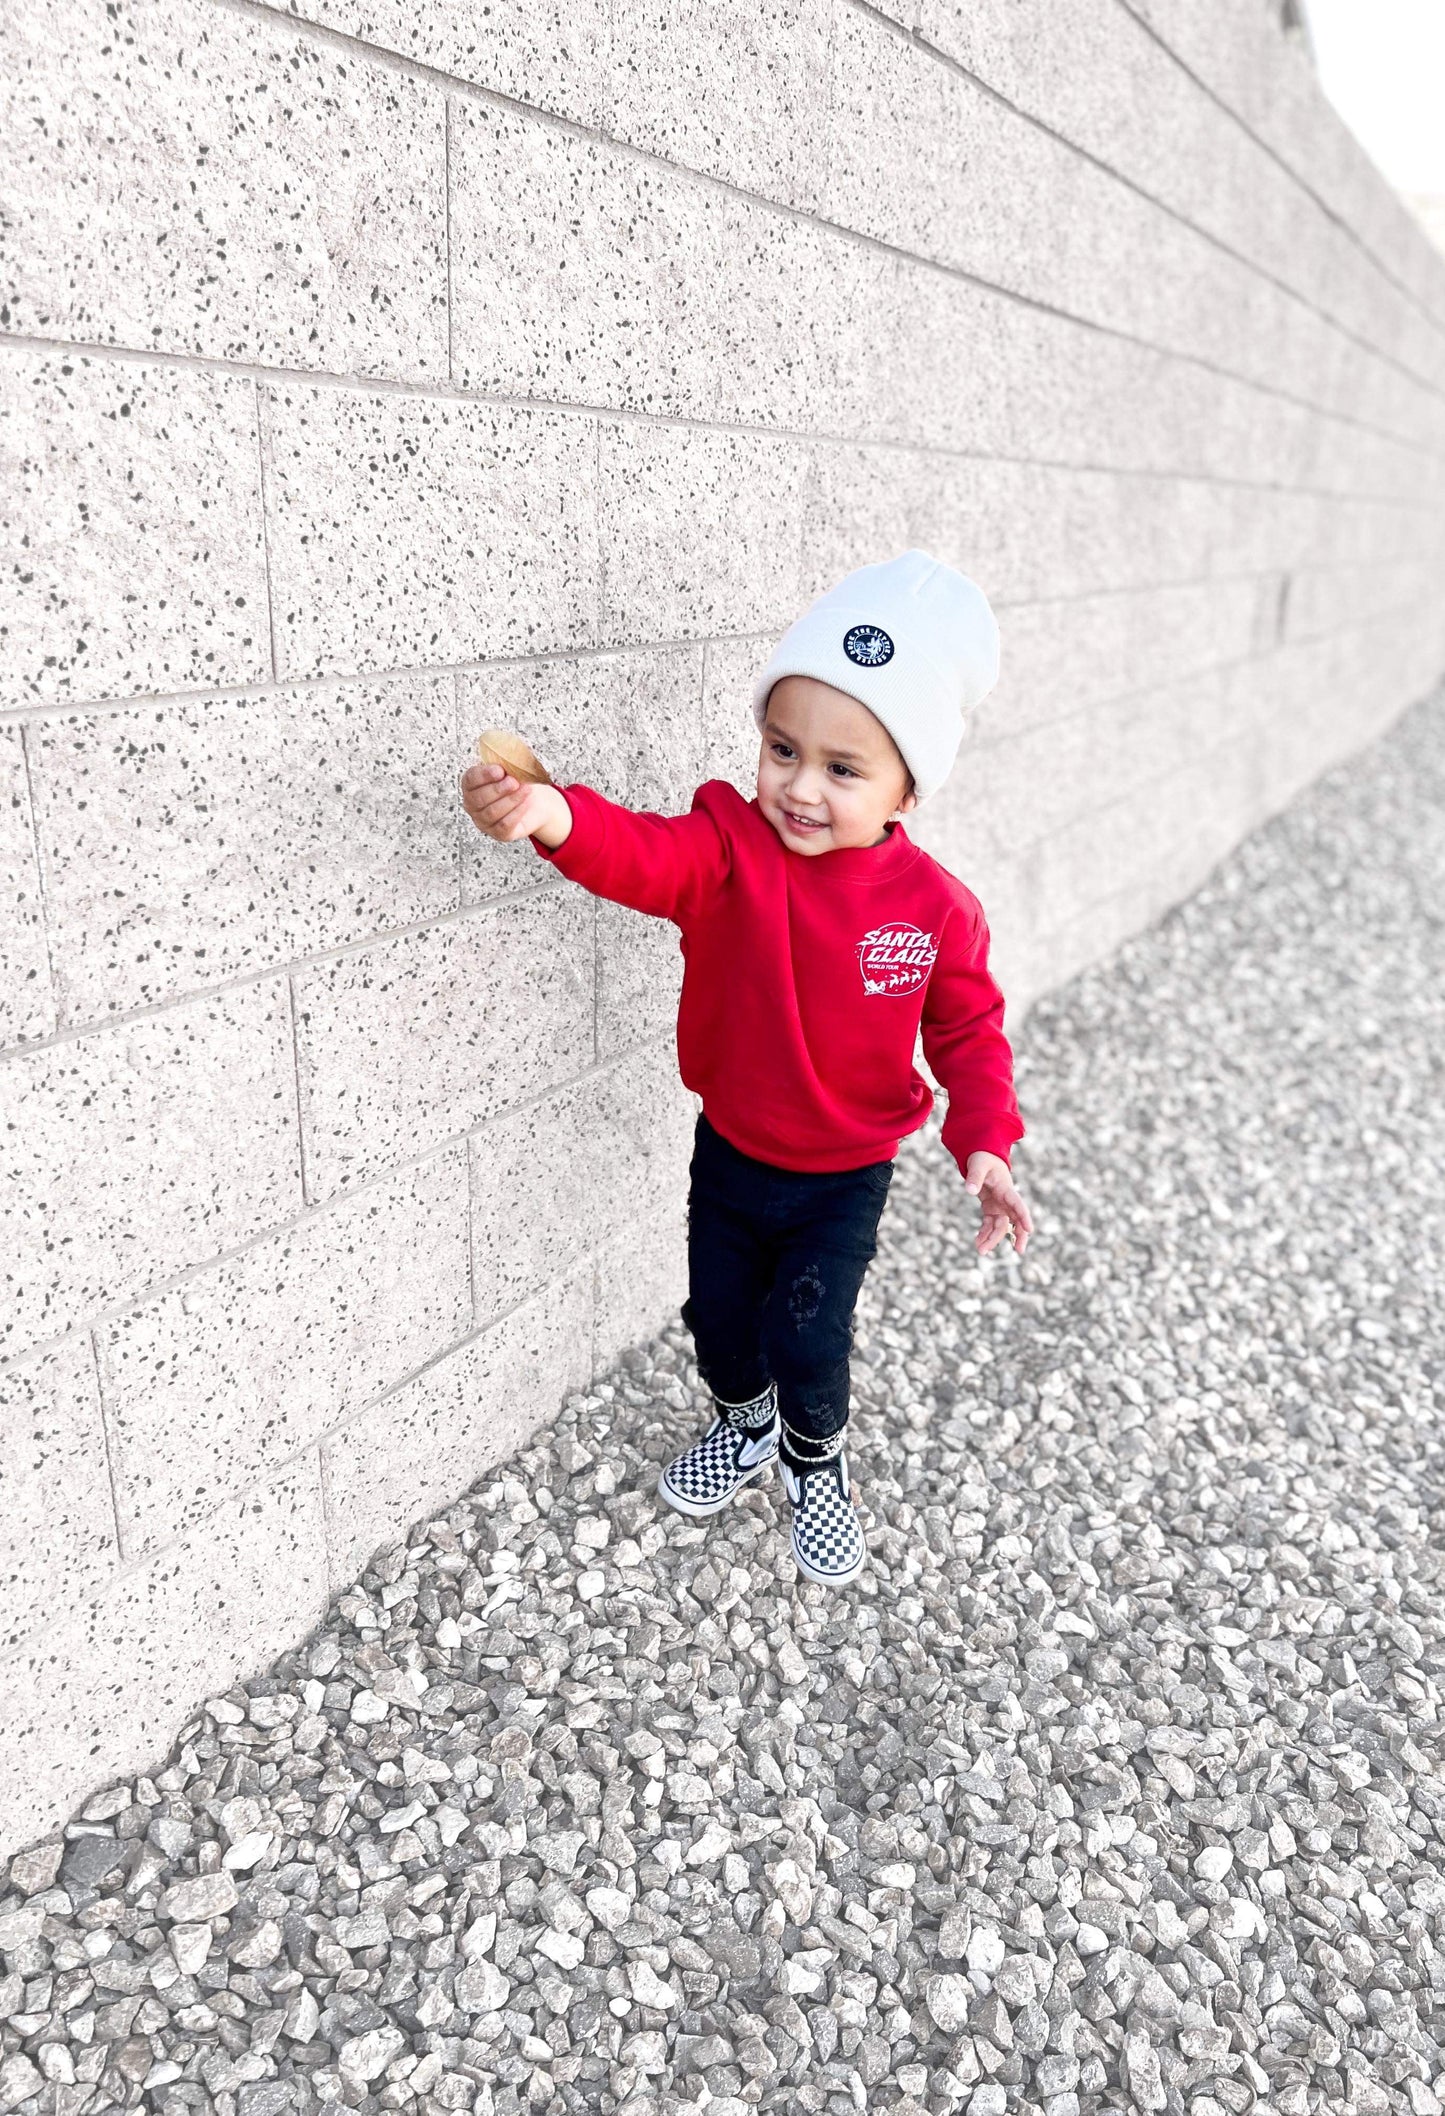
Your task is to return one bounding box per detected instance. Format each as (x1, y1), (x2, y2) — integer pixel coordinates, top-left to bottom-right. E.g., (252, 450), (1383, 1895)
(680, 1111), (895, 1449)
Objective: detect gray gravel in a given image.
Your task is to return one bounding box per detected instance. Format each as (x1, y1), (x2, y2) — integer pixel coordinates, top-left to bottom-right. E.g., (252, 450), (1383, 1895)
(5, 680), (1445, 2116)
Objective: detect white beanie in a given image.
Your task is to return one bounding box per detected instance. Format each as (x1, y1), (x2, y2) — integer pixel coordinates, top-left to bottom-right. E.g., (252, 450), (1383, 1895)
(750, 549), (1001, 802)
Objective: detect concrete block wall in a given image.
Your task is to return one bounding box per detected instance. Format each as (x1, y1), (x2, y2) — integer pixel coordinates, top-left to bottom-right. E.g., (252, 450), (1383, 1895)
(4, 0), (1445, 1852)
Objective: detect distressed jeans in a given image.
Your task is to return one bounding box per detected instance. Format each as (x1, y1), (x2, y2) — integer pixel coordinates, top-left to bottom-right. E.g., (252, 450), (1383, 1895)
(680, 1110), (896, 1449)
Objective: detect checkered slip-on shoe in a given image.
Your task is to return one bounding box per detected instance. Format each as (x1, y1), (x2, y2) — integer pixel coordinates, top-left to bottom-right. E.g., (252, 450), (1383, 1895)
(657, 1383), (780, 1518)
(780, 1447), (866, 1587)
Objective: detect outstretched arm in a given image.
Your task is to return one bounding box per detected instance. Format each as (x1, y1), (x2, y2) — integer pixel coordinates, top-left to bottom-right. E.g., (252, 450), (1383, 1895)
(460, 761), (730, 924)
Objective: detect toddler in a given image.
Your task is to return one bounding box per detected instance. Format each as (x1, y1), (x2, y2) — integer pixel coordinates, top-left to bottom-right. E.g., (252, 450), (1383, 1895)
(461, 550), (1033, 1588)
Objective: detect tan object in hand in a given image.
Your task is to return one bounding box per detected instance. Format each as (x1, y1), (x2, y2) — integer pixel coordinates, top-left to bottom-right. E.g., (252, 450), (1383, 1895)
(475, 727), (555, 786)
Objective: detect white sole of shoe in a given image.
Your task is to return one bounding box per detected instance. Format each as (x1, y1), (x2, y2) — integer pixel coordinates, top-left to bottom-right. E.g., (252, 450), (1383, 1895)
(790, 1534), (867, 1587)
(656, 1458), (776, 1518)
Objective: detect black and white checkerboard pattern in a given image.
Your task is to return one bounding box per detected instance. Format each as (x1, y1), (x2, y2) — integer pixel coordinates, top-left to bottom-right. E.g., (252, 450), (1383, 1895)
(781, 1454), (866, 1584)
(658, 1387), (779, 1516)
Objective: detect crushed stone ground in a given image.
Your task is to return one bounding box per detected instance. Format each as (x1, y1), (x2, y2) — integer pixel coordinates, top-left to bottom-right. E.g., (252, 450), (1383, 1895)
(3, 681), (1444, 2116)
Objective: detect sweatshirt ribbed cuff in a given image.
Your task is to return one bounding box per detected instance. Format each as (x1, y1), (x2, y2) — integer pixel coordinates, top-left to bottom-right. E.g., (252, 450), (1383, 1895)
(529, 784), (596, 873)
(949, 1121), (1023, 1172)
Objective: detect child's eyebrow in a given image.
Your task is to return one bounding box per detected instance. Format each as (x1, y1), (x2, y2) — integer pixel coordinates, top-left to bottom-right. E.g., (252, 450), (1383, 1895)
(763, 719), (870, 766)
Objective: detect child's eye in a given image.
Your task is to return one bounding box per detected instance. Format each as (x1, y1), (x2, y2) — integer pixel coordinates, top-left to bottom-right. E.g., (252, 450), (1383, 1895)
(770, 740), (858, 782)
(770, 741), (794, 759)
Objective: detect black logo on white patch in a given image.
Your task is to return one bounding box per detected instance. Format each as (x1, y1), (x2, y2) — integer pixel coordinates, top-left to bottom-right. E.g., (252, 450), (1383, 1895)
(844, 624), (894, 669)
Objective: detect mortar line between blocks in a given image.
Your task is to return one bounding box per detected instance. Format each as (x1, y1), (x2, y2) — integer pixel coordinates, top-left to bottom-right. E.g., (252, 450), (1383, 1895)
(1, 1031), (681, 1374)
(465, 1130), (478, 1333)
(202, 0), (1445, 422)
(0, 566), (1430, 730)
(87, 1329), (130, 1570)
(847, 0), (1445, 392)
(284, 970), (311, 1209)
(0, 1261), (600, 1674)
(317, 1438), (340, 1597)
(15, 722), (62, 1036)
(0, 628), (786, 729)
(252, 377), (280, 684)
(6, 319), (1444, 491)
(1109, 0), (1445, 353)
(0, 872), (574, 1063)
(0, 597), (1431, 1062)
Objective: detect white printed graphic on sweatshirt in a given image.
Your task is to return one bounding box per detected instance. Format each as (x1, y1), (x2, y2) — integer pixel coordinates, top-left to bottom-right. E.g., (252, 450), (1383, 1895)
(857, 921), (939, 996)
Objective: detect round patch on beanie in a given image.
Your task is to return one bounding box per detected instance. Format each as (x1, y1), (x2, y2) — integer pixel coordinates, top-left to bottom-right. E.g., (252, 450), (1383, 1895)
(843, 623), (894, 669)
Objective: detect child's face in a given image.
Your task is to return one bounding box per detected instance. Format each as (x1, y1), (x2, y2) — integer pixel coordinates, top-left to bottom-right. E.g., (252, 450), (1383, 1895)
(756, 676), (918, 855)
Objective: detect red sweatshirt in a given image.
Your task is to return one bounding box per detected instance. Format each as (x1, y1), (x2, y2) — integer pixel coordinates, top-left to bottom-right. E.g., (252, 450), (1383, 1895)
(531, 778), (1024, 1177)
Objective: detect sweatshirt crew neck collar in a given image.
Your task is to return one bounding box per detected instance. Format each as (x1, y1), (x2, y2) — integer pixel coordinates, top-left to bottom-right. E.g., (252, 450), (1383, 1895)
(769, 809), (920, 884)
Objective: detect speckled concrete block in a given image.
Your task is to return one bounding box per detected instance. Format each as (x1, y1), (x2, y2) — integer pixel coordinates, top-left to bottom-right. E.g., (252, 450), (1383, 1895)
(0, 725), (53, 1045)
(27, 673), (459, 1025)
(826, 8), (1374, 424)
(293, 887), (595, 1201)
(1258, 608), (1445, 789)
(593, 1192), (689, 1385)
(596, 894), (686, 1059)
(959, 578), (1260, 752)
(1016, 739), (1250, 945)
(606, 0), (833, 211)
(261, 385), (599, 683)
(924, 0), (1438, 395)
(598, 422), (811, 645)
(1009, 619), (1433, 943)
(3, 980), (301, 1362)
(954, 660), (1246, 873)
(1284, 560), (1439, 648)
(828, 3), (1173, 358)
(0, 1455), (327, 1860)
(449, 102), (862, 433)
(286, 0), (610, 125)
(1, 1335), (119, 1655)
(468, 1076), (604, 1326)
(0, 351), (268, 710)
(798, 444), (943, 606)
(1, 0), (446, 380)
(919, 0), (1250, 311)
(459, 646), (706, 906)
(1121, 0), (1445, 335)
(585, 1039), (698, 1228)
(1310, 419), (1445, 508)
(702, 638), (768, 795)
(470, 1039), (691, 1323)
(913, 452), (1215, 607)
(879, 264), (1326, 490)
(321, 1258), (594, 1586)
(94, 1146), (470, 1561)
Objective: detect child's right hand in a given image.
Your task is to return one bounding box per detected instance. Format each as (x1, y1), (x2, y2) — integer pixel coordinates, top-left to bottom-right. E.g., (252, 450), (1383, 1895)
(460, 762), (573, 849)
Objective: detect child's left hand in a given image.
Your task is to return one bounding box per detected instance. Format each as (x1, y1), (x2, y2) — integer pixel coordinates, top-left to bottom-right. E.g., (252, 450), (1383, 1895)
(964, 1152), (1034, 1257)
